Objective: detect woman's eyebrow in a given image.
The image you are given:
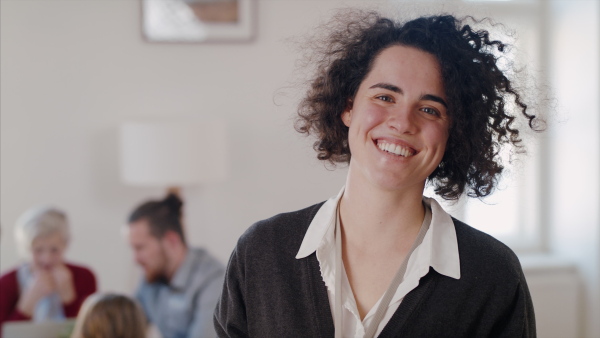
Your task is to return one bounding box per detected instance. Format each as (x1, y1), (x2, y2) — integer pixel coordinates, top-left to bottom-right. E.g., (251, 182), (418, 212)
(370, 82), (448, 108)
(421, 94), (448, 108)
(369, 82), (402, 93)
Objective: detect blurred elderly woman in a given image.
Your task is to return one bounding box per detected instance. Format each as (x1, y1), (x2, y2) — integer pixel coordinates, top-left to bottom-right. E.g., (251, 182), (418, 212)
(0, 206), (97, 328)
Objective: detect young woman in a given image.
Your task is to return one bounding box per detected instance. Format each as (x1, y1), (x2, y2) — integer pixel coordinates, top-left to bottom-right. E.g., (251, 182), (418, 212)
(215, 11), (541, 337)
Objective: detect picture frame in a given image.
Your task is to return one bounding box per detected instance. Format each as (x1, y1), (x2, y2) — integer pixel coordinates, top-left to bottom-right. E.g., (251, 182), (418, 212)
(142, 0), (255, 43)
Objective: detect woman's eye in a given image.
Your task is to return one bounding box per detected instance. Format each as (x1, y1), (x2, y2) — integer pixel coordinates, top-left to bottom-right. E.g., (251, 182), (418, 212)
(376, 95), (394, 103)
(421, 107), (440, 116)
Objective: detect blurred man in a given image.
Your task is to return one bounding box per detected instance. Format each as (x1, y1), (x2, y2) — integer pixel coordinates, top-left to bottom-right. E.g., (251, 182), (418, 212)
(126, 194), (224, 338)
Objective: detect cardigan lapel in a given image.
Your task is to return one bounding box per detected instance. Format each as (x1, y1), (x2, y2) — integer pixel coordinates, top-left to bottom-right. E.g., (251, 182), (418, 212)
(378, 269), (438, 337)
(305, 253), (336, 337)
(303, 262), (438, 338)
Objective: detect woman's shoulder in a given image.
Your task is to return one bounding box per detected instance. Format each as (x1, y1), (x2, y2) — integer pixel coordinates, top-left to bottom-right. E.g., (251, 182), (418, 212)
(236, 201), (325, 253)
(0, 267), (18, 285)
(452, 218), (524, 281)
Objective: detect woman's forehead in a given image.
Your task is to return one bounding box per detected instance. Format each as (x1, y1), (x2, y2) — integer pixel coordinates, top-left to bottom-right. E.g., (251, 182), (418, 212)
(32, 232), (66, 246)
(362, 45), (445, 97)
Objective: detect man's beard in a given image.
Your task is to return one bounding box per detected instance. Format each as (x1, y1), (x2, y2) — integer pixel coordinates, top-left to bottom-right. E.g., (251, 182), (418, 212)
(144, 249), (169, 284)
(146, 272), (168, 284)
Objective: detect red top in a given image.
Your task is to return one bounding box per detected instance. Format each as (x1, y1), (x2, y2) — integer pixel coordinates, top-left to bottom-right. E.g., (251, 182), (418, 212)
(0, 262), (97, 334)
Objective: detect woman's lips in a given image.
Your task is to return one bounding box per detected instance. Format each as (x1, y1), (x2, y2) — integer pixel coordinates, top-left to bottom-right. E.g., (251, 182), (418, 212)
(375, 139), (416, 157)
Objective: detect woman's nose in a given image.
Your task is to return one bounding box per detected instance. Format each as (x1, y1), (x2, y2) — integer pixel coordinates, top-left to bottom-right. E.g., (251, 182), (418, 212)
(37, 252), (52, 266)
(387, 106), (418, 134)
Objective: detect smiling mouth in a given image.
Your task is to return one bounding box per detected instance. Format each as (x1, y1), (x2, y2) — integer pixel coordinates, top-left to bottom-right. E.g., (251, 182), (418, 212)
(376, 140), (415, 157)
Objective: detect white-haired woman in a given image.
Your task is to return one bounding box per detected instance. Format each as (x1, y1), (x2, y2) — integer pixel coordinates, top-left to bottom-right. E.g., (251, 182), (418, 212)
(0, 206), (97, 329)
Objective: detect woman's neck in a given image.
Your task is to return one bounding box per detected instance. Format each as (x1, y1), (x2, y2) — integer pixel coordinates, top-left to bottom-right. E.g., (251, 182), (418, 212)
(340, 170), (426, 251)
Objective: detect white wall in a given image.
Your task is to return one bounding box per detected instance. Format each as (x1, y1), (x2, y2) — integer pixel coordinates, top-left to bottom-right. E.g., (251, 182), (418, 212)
(546, 1), (600, 337)
(1, 0), (598, 337)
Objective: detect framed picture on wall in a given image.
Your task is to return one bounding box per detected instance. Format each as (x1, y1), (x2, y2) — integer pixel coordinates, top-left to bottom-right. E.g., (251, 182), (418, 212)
(142, 0), (255, 43)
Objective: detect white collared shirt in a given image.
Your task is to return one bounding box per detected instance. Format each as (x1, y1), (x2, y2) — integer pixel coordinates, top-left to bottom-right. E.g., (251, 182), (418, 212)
(296, 187), (461, 337)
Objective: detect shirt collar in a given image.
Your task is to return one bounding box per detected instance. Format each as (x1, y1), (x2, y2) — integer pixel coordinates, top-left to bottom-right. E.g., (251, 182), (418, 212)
(421, 196), (461, 279)
(295, 186), (460, 280)
(295, 187), (344, 259)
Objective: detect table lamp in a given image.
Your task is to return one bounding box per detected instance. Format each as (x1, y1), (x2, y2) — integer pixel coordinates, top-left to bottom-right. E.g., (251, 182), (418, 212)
(118, 119), (228, 196)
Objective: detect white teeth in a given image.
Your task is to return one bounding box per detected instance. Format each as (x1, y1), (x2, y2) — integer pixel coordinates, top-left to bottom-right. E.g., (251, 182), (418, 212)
(377, 141), (413, 157)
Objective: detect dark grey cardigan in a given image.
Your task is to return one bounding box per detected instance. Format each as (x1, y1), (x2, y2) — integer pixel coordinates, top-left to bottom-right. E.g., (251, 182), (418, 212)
(214, 202), (536, 337)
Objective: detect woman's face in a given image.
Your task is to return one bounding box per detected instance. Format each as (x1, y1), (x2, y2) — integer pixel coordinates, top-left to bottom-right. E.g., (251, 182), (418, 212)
(31, 233), (67, 270)
(342, 45), (450, 193)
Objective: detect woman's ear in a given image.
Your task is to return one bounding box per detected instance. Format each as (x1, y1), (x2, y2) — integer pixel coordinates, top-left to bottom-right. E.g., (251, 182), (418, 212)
(342, 111), (351, 127)
(342, 99), (353, 127)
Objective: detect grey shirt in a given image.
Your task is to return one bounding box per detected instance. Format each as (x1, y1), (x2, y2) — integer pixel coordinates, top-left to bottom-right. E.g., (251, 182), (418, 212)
(136, 247), (224, 338)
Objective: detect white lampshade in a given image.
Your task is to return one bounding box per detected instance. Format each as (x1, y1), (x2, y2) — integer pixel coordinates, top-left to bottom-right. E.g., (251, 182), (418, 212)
(119, 120), (228, 186)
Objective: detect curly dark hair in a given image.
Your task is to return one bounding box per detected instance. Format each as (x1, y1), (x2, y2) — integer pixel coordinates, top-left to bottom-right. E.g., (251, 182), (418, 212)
(295, 10), (543, 200)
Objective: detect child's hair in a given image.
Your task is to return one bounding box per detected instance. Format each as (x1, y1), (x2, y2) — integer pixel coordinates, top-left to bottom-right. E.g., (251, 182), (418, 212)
(71, 293), (147, 338)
